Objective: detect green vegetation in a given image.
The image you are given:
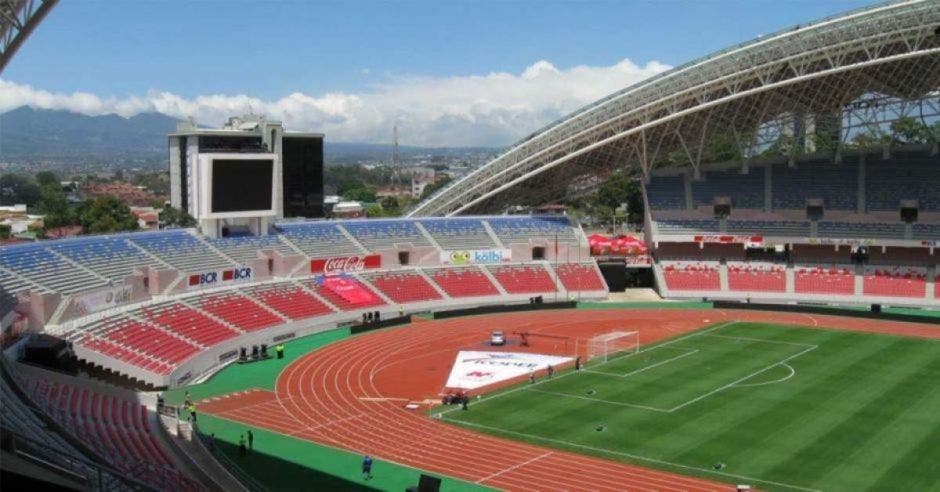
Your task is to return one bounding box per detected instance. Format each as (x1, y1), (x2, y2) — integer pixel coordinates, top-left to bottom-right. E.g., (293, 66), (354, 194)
(442, 323), (940, 491)
(76, 195), (139, 234)
(159, 205), (196, 228)
(0, 174), (41, 207)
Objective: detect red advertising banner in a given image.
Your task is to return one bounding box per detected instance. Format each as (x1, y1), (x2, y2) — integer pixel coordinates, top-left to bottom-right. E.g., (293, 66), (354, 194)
(693, 235), (763, 245)
(310, 255), (382, 275)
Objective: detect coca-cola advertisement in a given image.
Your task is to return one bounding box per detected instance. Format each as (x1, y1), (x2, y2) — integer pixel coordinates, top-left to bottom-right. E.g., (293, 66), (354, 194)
(310, 255), (382, 275)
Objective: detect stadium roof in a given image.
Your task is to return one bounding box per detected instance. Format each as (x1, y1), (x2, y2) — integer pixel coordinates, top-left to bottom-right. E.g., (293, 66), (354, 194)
(0, 0), (57, 74)
(410, 0), (940, 217)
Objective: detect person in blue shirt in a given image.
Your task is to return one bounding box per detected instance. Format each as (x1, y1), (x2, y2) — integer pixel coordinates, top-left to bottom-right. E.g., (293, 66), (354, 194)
(362, 455), (373, 480)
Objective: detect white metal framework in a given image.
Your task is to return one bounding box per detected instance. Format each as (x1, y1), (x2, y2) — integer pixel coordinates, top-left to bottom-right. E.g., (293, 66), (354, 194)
(0, 0), (57, 74)
(585, 330), (639, 362)
(410, 1), (940, 217)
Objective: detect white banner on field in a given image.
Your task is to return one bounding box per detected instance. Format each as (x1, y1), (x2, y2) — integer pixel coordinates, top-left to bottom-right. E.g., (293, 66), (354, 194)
(445, 351), (573, 390)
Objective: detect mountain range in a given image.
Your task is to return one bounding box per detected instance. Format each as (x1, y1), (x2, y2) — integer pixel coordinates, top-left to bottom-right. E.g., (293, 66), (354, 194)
(0, 106), (494, 162)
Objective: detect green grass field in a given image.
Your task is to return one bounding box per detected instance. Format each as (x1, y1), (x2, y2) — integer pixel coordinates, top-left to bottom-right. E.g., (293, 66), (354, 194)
(440, 322), (940, 491)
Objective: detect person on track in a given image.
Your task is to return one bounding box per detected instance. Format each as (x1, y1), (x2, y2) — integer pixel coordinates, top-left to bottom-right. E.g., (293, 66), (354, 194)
(547, 364), (554, 378)
(362, 455), (373, 480)
(247, 429), (253, 450)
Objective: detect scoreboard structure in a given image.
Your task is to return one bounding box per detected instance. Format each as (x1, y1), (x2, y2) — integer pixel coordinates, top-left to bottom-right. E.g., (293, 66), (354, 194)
(168, 115), (324, 238)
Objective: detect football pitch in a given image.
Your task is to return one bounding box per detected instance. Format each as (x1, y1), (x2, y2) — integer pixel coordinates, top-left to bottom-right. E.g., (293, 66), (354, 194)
(440, 322), (940, 491)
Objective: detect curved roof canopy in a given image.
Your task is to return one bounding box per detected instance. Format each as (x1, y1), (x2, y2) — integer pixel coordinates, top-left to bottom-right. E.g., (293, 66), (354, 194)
(0, 0), (57, 74)
(410, 0), (940, 217)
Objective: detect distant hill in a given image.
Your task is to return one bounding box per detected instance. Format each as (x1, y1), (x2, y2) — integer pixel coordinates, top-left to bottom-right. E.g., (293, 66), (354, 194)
(0, 106), (495, 162)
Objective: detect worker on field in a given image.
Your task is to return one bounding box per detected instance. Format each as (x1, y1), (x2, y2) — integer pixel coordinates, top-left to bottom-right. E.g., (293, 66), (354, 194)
(362, 455), (373, 480)
(547, 365), (554, 378)
(276, 344), (285, 359)
(247, 429), (254, 450)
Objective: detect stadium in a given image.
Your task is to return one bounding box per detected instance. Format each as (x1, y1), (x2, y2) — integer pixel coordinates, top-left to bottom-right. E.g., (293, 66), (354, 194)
(1, 1), (939, 491)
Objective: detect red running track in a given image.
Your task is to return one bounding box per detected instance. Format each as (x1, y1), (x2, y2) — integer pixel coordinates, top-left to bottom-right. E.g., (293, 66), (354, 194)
(200, 309), (940, 491)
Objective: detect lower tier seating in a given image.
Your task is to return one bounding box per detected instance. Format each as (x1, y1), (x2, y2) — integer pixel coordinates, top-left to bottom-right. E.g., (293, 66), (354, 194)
(249, 284), (334, 320)
(366, 272), (442, 303)
(794, 265), (855, 295)
(728, 263), (786, 292)
(23, 377), (198, 490)
(486, 265), (557, 294)
(194, 293), (282, 332)
(862, 267), (927, 298)
(554, 263), (606, 291)
(100, 319), (199, 365)
(428, 267), (500, 297)
(304, 277), (385, 310)
(662, 262), (720, 291)
(142, 303), (240, 346)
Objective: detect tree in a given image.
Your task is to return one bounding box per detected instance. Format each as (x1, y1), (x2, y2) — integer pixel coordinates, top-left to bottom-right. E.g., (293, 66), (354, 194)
(0, 224), (10, 239)
(78, 196), (139, 234)
(890, 117), (931, 145)
(38, 184), (73, 229)
(343, 186), (377, 203)
(364, 203), (384, 218)
(419, 176), (453, 200)
(0, 174), (41, 207)
(380, 196), (401, 216)
(159, 205), (197, 228)
(35, 171), (59, 187)
(588, 171), (645, 225)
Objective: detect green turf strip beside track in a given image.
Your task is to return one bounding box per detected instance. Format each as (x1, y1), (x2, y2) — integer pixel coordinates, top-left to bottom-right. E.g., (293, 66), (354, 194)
(441, 322), (940, 491)
(165, 328), (489, 492)
(198, 413), (486, 492)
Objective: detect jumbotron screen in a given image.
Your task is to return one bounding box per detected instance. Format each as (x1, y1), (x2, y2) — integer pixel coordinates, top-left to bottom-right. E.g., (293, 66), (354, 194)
(211, 159), (274, 212)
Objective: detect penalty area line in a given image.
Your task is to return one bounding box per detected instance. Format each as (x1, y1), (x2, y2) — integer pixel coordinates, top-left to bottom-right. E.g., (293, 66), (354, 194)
(443, 417), (822, 492)
(585, 349), (700, 378)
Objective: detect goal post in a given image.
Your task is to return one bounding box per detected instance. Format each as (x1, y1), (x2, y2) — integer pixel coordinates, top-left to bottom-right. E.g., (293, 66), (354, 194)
(583, 331), (639, 363)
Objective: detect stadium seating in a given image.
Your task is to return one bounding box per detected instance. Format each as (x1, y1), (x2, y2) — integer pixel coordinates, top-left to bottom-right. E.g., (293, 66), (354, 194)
(862, 266), (927, 298)
(692, 167), (764, 209)
(342, 220), (431, 250)
(486, 264), (557, 294)
(817, 221), (905, 239)
(304, 276), (385, 310)
(275, 222), (364, 257)
(418, 218), (496, 250)
(427, 267), (500, 297)
(246, 283), (334, 320)
(654, 219), (721, 235)
(912, 223), (940, 240)
(486, 216), (579, 244)
(141, 302), (241, 344)
(22, 377), (196, 490)
(866, 154), (940, 211)
(190, 292), (282, 332)
(794, 265), (855, 295)
(207, 235), (296, 264)
(727, 220), (811, 236)
(727, 262), (786, 292)
(129, 230), (233, 272)
(645, 175), (685, 209)
(0, 373), (84, 465)
(364, 271), (442, 303)
(50, 235), (162, 281)
(85, 317), (199, 368)
(661, 262), (720, 291)
(554, 263), (606, 291)
(771, 159), (857, 210)
(79, 335), (174, 375)
(0, 243), (106, 294)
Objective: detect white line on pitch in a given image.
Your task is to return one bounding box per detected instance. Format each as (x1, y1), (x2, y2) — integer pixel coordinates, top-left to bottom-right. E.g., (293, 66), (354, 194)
(445, 418), (822, 492)
(476, 451), (553, 484)
(527, 388), (671, 412)
(586, 349), (700, 378)
(667, 345), (818, 413)
(703, 333), (818, 348)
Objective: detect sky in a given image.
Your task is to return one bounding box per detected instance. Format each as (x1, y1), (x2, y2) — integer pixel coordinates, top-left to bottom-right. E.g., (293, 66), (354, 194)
(1, 0), (874, 147)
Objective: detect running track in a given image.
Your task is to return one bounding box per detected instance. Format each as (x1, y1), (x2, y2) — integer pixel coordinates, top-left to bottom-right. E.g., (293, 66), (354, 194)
(200, 309), (940, 491)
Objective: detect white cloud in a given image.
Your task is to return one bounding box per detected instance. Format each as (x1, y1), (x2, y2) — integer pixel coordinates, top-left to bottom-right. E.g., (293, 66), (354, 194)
(0, 58), (670, 147)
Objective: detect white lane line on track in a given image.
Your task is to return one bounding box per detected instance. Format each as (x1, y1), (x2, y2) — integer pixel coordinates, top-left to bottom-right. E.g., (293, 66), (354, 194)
(476, 452), (553, 484)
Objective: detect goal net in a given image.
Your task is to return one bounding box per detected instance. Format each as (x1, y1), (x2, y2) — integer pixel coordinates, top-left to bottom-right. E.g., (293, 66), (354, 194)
(584, 331), (639, 362)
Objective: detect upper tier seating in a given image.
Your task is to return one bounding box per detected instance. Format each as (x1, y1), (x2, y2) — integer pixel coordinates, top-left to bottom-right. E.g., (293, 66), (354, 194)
(427, 267), (500, 297)
(772, 159), (857, 210)
(726, 220), (811, 237)
(246, 283), (334, 320)
(364, 271), (442, 303)
(0, 267), (36, 295)
(141, 302), (240, 345)
(50, 235), (162, 281)
(655, 219), (721, 235)
(129, 230), (232, 272)
(727, 262), (786, 292)
(794, 265), (855, 295)
(190, 292), (282, 332)
(645, 175), (685, 209)
(692, 167), (764, 209)
(817, 221), (905, 239)
(419, 218), (496, 250)
(554, 263), (606, 291)
(342, 220), (431, 250)
(912, 223), (940, 241)
(0, 243), (105, 294)
(276, 222), (364, 258)
(207, 235), (296, 264)
(862, 266), (927, 298)
(487, 216), (579, 244)
(486, 264), (557, 294)
(866, 155), (940, 211)
(661, 262), (720, 291)
(23, 377), (197, 490)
